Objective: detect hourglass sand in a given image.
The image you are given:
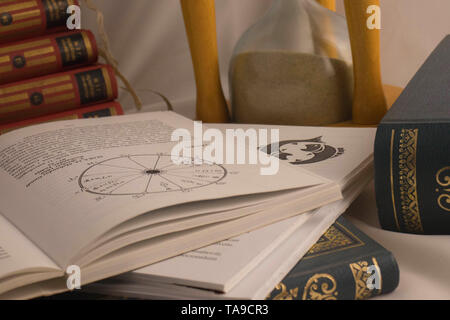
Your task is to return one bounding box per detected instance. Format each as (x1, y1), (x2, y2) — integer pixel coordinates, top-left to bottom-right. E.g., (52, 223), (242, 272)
(181, 0), (402, 126)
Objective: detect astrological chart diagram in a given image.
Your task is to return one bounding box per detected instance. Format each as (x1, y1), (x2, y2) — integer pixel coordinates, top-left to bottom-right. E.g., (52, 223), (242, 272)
(79, 154), (227, 196)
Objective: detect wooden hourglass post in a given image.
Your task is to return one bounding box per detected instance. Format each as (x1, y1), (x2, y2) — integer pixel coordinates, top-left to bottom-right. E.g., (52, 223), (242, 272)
(316, 0), (336, 11)
(344, 0), (388, 125)
(180, 0), (230, 123)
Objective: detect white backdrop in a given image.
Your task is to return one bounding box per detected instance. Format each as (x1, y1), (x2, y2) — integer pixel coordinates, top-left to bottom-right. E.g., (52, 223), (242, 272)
(81, 0), (450, 115)
(81, 0), (450, 300)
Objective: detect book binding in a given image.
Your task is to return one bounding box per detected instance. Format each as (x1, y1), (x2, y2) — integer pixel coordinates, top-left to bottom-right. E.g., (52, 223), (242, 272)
(267, 217), (399, 300)
(375, 125), (450, 234)
(0, 101), (123, 134)
(374, 35), (450, 234)
(0, 30), (98, 84)
(0, 0), (79, 44)
(0, 64), (118, 124)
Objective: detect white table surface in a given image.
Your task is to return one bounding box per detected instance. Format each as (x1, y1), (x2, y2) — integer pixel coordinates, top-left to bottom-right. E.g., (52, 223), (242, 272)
(345, 182), (450, 300)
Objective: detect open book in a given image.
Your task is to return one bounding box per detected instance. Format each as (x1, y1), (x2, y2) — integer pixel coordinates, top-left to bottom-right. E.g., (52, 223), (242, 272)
(85, 124), (376, 299)
(0, 111), (341, 299)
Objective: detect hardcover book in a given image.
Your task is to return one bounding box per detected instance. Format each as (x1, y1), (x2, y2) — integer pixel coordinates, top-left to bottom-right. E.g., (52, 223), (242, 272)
(267, 216), (399, 300)
(0, 30), (98, 84)
(0, 0), (78, 44)
(375, 35), (450, 234)
(0, 101), (123, 134)
(0, 64), (118, 124)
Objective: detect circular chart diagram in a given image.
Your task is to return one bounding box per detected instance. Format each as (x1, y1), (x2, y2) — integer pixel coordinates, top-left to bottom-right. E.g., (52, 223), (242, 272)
(79, 154), (227, 196)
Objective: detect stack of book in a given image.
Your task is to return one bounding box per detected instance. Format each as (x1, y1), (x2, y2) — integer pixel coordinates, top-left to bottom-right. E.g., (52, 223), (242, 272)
(0, 0), (123, 135)
(0, 110), (400, 300)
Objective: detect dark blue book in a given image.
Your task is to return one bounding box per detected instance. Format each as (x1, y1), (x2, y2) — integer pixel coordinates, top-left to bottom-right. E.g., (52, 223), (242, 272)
(375, 35), (450, 234)
(267, 216), (399, 300)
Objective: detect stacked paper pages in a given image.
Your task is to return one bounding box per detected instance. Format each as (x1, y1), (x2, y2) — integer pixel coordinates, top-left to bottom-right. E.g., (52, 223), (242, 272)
(86, 123), (376, 299)
(0, 112), (375, 299)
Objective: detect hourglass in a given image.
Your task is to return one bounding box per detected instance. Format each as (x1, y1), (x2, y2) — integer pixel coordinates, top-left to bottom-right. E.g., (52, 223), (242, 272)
(181, 0), (402, 126)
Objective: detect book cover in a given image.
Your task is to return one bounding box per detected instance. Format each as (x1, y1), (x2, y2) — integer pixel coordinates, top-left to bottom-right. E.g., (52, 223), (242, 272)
(0, 30), (98, 84)
(267, 216), (399, 300)
(0, 101), (123, 134)
(0, 64), (118, 124)
(374, 35), (450, 234)
(0, 0), (78, 44)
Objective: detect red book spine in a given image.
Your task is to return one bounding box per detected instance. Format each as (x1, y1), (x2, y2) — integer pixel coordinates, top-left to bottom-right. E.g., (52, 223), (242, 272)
(0, 64), (118, 124)
(0, 101), (123, 134)
(0, 0), (79, 44)
(0, 30), (98, 84)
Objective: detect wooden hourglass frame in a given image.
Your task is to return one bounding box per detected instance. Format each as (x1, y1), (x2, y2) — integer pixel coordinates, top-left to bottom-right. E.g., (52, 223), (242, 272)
(180, 0), (403, 126)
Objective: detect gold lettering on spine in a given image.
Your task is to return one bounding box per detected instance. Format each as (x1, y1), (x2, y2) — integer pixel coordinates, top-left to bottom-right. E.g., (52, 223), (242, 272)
(46, 0), (57, 22)
(436, 167), (450, 212)
(398, 129), (424, 233)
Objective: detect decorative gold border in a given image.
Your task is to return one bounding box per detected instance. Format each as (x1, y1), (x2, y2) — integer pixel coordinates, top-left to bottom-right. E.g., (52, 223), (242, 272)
(436, 167), (450, 212)
(303, 221), (365, 259)
(390, 130), (401, 230)
(349, 257), (382, 300)
(271, 283), (299, 300)
(398, 129), (424, 233)
(302, 274), (338, 300)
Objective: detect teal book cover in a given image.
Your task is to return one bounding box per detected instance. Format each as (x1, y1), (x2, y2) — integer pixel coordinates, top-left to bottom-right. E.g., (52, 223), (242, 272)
(267, 216), (399, 300)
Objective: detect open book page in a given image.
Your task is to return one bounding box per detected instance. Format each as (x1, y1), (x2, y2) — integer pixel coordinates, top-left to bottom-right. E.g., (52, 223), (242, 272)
(213, 124), (376, 186)
(1, 179), (341, 299)
(88, 163), (374, 300)
(132, 213), (311, 292)
(0, 214), (60, 284)
(0, 111), (327, 268)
